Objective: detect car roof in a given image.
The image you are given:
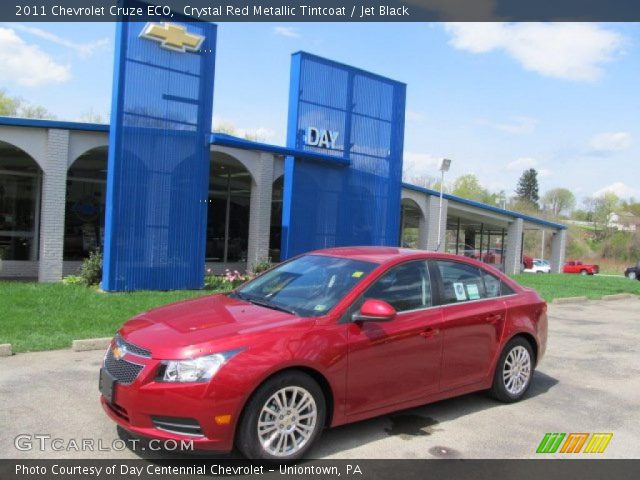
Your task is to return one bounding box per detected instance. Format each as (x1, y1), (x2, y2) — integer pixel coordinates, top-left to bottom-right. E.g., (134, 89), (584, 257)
(311, 246), (482, 265)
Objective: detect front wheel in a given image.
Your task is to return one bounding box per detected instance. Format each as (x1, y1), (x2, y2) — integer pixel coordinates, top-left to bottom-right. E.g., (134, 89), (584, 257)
(580, 269), (588, 275)
(490, 338), (534, 403)
(236, 371), (326, 460)
(628, 271), (637, 280)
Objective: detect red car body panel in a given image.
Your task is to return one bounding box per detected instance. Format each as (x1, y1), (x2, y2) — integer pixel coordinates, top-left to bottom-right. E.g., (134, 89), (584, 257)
(100, 248), (547, 452)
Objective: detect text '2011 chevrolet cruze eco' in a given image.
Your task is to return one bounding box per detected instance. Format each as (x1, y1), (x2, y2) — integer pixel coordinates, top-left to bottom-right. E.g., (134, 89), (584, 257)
(100, 247), (547, 460)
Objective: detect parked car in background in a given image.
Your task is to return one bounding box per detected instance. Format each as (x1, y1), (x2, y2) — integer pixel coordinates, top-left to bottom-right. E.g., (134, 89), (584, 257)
(100, 247), (548, 460)
(624, 261), (640, 280)
(524, 259), (551, 274)
(563, 260), (599, 275)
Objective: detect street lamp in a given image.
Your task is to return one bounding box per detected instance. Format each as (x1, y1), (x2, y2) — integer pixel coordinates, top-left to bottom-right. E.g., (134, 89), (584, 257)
(436, 158), (451, 252)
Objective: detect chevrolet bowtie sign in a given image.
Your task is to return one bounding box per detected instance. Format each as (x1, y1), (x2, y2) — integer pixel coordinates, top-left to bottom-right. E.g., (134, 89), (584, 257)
(139, 22), (205, 53)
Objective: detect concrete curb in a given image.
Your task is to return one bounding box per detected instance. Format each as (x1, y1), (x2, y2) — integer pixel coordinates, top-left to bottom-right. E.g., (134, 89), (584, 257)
(601, 293), (638, 301)
(72, 337), (111, 352)
(0, 343), (12, 357)
(552, 296), (588, 304)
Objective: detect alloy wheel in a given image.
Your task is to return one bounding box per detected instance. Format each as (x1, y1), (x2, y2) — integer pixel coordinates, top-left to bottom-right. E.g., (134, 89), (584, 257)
(502, 345), (531, 396)
(257, 386), (318, 457)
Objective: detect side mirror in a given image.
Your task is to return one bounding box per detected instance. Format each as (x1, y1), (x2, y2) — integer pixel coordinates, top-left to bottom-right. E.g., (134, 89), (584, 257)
(352, 299), (396, 322)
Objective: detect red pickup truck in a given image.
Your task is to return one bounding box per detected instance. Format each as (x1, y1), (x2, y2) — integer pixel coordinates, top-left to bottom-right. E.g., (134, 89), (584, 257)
(563, 260), (599, 275)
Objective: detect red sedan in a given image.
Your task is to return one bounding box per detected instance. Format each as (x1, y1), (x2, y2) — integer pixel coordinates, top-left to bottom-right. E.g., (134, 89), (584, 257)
(100, 247), (547, 459)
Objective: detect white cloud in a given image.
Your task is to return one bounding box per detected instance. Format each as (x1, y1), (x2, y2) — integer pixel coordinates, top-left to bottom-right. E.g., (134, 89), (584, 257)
(405, 109), (425, 122)
(444, 23), (624, 82)
(593, 182), (638, 199)
(538, 168), (553, 179)
(7, 23), (109, 58)
(588, 132), (633, 153)
(404, 152), (443, 172)
(273, 26), (300, 38)
(0, 27), (70, 86)
(477, 116), (537, 135)
(506, 157), (538, 171)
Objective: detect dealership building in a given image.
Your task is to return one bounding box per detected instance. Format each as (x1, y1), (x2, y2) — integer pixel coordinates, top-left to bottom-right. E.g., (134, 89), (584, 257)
(0, 19), (566, 289)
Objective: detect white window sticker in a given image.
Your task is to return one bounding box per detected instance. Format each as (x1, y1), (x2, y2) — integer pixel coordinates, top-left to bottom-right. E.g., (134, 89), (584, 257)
(466, 284), (480, 300)
(453, 282), (467, 301)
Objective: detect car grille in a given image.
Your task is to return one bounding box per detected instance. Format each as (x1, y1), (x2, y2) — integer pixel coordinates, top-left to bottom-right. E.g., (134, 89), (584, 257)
(104, 348), (144, 385)
(115, 334), (151, 358)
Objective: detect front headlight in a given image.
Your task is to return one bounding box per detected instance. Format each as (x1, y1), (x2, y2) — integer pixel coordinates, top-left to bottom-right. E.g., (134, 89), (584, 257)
(160, 350), (240, 383)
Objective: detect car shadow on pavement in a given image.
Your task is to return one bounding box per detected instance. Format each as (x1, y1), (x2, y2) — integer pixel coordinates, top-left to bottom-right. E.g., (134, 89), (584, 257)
(118, 370), (558, 461)
(312, 370), (559, 458)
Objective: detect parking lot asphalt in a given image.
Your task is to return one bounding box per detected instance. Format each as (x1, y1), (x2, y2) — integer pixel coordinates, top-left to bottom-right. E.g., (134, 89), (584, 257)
(1, 298), (639, 459)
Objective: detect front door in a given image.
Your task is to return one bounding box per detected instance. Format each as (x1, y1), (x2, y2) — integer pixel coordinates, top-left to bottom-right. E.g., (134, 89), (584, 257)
(345, 260), (443, 415)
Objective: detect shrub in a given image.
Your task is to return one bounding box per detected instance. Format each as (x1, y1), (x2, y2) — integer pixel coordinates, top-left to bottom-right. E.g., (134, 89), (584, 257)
(79, 249), (103, 286)
(204, 275), (228, 291)
(62, 275), (84, 285)
(249, 257), (273, 276)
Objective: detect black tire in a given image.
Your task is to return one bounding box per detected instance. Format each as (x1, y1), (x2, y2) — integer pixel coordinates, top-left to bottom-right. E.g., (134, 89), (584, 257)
(236, 371), (326, 460)
(490, 337), (535, 403)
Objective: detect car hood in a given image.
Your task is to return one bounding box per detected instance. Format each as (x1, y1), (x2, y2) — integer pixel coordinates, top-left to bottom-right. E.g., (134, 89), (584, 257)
(119, 294), (312, 359)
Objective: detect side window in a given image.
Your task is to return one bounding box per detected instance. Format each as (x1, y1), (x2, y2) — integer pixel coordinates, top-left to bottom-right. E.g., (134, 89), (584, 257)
(483, 272), (502, 298)
(362, 261), (431, 312)
(436, 260), (486, 304)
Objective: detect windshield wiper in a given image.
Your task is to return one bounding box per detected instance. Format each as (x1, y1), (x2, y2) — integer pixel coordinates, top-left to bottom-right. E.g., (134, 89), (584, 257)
(232, 292), (298, 316)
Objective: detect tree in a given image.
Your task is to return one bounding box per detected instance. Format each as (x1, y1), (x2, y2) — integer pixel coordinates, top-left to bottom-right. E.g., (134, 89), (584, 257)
(0, 89), (55, 119)
(0, 89), (20, 116)
(584, 192), (619, 238)
(515, 168), (539, 208)
(542, 188), (576, 217)
(451, 174), (487, 202)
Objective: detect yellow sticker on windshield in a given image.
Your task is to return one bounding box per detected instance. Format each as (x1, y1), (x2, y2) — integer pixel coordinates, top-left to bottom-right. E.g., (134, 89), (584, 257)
(352, 271), (364, 278)
(314, 304), (327, 312)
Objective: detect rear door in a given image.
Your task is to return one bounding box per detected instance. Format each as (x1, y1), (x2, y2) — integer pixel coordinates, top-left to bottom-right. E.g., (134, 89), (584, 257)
(345, 260), (443, 415)
(430, 260), (507, 391)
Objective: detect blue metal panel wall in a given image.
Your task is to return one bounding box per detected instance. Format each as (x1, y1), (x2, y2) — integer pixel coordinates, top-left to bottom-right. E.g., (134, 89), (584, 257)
(102, 15), (216, 291)
(281, 52), (406, 259)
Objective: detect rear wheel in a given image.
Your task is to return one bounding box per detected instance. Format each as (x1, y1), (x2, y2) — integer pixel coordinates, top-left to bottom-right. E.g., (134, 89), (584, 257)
(236, 371), (325, 460)
(628, 271), (637, 280)
(490, 337), (534, 403)
(580, 269), (588, 275)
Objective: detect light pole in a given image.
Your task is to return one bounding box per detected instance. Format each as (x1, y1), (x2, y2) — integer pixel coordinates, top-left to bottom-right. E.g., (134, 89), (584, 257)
(436, 158), (452, 252)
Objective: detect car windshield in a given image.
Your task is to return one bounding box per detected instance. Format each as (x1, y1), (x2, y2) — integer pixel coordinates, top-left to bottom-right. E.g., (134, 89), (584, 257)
(231, 254), (378, 317)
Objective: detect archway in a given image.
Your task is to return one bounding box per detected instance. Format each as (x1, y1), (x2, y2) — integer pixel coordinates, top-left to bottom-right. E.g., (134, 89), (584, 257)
(400, 198), (423, 249)
(207, 152), (253, 264)
(64, 146), (108, 260)
(0, 141), (42, 263)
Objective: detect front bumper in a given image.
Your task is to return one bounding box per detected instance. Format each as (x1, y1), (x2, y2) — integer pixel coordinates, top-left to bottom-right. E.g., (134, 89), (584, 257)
(100, 354), (240, 452)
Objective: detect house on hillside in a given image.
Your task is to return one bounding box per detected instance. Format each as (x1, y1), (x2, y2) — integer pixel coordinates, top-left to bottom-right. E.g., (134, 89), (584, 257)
(608, 211), (640, 232)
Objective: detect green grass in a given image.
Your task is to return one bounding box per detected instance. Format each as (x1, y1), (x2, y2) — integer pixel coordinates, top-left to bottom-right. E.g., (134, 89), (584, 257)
(512, 273), (640, 302)
(2, 275), (639, 352)
(0, 282), (222, 353)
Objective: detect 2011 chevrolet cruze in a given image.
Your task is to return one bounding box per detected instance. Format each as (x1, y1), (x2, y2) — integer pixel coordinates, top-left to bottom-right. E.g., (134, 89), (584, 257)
(100, 247), (547, 460)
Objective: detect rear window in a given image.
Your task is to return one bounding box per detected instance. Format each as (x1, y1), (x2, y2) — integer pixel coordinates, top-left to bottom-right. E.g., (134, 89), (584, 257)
(435, 260), (514, 303)
(436, 260), (486, 304)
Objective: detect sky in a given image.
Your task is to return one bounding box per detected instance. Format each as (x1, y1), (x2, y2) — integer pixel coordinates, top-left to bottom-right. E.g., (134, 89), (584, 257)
(0, 21), (638, 204)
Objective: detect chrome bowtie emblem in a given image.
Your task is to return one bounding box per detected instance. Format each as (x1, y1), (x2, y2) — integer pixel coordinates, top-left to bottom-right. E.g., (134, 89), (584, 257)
(139, 22), (205, 53)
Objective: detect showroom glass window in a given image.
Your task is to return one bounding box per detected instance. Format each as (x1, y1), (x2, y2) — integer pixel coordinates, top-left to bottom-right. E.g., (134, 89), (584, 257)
(0, 142), (40, 261)
(207, 155), (251, 264)
(64, 148), (107, 260)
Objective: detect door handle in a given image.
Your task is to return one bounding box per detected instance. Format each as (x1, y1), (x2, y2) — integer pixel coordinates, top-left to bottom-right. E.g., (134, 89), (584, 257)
(485, 314), (503, 324)
(420, 328), (439, 338)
